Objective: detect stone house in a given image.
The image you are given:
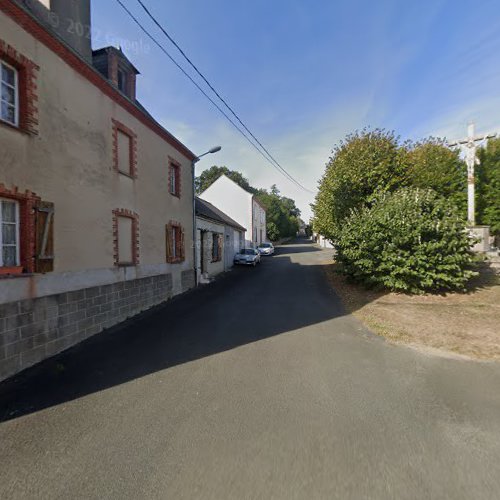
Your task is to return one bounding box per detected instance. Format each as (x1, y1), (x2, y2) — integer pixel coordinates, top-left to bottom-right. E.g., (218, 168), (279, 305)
(199, 174), (267, 247)
(195, 197), (245, 282)
(0, 0), (197, 381)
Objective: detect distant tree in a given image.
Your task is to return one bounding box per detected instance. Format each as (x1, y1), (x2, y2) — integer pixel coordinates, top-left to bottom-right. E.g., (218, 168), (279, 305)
(477, 138), (500, 237)
(256, 185), (301, 241)
(195, 166), (256, 194)
(402, 138), (467, 217)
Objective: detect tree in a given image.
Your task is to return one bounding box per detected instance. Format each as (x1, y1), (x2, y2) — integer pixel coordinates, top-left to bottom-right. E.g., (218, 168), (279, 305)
(196, 169), (301, 241)
(266, 222), (280, 242)
(195, 166), (256, 194)
(477, 138), (500, 237)
(256, 185), (301, 241)
(335, 188), (477, 293)
(402, 138), (467, 217)
(312, 129), (404, 240)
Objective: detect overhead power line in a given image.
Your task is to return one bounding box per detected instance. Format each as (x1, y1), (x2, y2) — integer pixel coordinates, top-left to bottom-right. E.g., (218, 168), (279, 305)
(134, 0), (308, 192)
(114, 0), (278, 169)
(116, 0), (313, 193)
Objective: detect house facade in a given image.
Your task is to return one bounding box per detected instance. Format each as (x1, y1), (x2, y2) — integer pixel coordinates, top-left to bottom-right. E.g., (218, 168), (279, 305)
(195, 197), (245, 282)
(0, 0), (197, 381)
(199, 174), (267, 247)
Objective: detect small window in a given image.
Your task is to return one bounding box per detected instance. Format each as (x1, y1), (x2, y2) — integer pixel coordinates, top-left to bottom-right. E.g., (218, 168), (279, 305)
(117, 130), (132, 176)
(166, 223), (184, 263)
(169, 163), (180, 197)
(117, 68), (127, 94)
(1, 61), (19, 127)
(0, 199), (20, 267)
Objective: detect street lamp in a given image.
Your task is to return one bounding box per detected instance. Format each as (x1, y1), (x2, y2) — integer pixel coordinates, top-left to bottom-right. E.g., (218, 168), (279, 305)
(192, 146), (222, 286)
(194, 146), (222, 163)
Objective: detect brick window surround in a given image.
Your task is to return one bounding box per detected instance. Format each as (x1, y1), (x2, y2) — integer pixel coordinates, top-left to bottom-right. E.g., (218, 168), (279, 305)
(0, 38), (39, 135)
(112, 209), (139, 266)
(168, 157), (181, 198)
(0, 184), (40, 274)
(112, 119), (137, 178)
(0, 1), (196, 161)
(166, 221), (185, 263)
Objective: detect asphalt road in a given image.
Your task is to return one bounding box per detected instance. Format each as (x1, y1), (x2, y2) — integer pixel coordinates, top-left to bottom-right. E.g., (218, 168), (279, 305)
(1, 240), (500, 499)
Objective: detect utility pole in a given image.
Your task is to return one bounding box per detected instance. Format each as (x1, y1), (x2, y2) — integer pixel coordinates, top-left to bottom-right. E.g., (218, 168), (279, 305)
(448, 123), (497, 226)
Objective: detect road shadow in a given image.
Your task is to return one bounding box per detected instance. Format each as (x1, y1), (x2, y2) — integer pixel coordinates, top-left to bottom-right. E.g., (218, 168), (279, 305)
(0, 240), (346, 422)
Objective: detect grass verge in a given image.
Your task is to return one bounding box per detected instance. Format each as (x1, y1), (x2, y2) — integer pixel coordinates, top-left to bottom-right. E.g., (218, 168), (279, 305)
(325, 262), (500, 360)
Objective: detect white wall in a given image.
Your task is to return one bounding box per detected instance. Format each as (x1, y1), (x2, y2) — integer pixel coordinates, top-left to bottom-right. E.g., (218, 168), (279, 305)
(252, 199), (267, 246)
(195, 217), (225, 281)
(200, 175), (252, 243)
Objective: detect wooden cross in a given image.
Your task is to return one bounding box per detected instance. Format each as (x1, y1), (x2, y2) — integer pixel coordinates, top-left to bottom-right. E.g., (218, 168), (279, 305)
(448, 123), (497, 226)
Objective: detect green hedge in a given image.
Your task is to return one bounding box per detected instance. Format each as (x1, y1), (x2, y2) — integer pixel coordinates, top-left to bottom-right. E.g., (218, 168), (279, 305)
(335, 188), (477, 293)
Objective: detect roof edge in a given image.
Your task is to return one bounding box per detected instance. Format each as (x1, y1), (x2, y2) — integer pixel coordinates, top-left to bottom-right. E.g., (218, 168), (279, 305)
(1, 0), (196, 161)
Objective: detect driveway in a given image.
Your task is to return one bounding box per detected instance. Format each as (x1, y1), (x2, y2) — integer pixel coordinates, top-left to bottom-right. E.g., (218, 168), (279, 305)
(1, 240), (500, 499)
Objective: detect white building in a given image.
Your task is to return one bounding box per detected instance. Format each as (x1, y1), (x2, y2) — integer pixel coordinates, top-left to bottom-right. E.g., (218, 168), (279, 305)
(195, 197), (245, 282)
(199, 175), (267, 247)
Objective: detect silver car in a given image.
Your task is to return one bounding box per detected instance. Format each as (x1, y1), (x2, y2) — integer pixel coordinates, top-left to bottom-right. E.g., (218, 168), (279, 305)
(234, 248), (261, 266)
(258, 242), (275, 255)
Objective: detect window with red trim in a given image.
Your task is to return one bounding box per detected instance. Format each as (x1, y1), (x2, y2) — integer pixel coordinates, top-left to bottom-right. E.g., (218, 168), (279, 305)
(112, 119), (137, 178)
(0, 186), (53, 275)
(1, 60), (19, 127)
(166, 222), (185, 263)
(112, 209), (139, 266)
(0, 39), (39, 135)
(0, 198), (20, 267)
(169, 163), (181, 197)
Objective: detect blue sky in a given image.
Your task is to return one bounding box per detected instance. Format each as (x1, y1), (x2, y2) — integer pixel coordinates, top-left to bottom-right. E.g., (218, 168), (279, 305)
(92, 0), (500, 220)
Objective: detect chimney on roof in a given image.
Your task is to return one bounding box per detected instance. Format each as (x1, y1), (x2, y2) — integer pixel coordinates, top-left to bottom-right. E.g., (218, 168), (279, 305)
(21, 0), (92, 62)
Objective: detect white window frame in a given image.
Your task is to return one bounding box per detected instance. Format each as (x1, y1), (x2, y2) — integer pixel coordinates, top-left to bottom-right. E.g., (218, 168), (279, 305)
(0, 60), (19, 127)
(0, 198), (20, 267)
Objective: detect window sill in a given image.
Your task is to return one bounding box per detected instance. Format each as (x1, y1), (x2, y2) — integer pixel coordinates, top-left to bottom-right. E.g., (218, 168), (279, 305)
(167, 258), (184, 264)
(0, 119), (28, 135)
(0, 267), (33, 278)
(118, 170), (136, 180)
(116, 262), (137, 267)
(169, 192), (181, 199)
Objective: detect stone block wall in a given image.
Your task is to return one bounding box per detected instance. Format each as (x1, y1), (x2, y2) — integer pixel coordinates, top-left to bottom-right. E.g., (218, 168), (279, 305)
(0, 272), (189, 382)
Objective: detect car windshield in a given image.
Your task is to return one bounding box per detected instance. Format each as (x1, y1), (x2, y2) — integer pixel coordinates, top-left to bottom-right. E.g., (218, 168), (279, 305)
(259, 243), (271, 248)
(241, 249), (256, 255)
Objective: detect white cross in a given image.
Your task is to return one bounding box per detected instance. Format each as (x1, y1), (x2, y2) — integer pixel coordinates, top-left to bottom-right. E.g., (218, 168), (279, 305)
(447, 123), (497, 226)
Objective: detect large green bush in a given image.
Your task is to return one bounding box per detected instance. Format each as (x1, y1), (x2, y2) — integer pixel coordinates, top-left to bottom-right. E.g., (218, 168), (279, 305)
(402, 139), (467, 217)
(312, 129), (404, 240)
(335, 188), (477, 293)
